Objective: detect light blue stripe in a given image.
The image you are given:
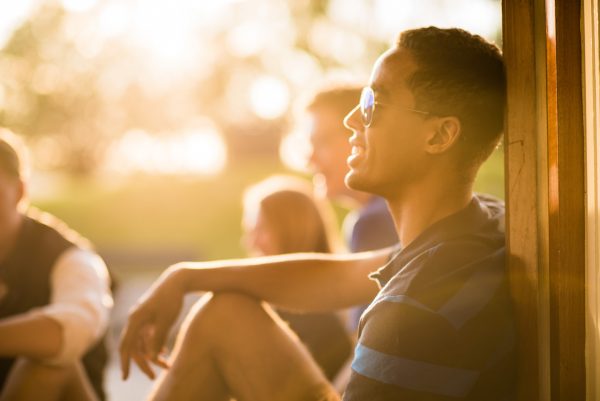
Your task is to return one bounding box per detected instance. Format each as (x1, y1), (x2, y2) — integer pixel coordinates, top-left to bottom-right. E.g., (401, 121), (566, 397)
(438, 249), (505, 330)
(352, 344), (479, 398)
(375, 250), (505, 331)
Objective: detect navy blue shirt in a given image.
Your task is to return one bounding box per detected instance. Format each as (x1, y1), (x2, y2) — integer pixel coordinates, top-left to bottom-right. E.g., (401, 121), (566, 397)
(345, 196), (398, 253)
(343, 195), (516, 401)
(345, 196), (399, 332)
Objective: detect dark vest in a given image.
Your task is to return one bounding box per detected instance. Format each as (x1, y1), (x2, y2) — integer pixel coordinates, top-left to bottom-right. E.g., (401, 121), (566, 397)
(0, 215), (108, 400)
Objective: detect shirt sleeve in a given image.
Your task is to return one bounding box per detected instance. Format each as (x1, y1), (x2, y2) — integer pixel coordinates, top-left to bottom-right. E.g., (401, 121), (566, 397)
(30, 247), (113, 365)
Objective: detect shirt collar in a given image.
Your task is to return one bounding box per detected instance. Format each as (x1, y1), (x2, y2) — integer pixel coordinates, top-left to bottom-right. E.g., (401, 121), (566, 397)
(369, 194), (504, 287)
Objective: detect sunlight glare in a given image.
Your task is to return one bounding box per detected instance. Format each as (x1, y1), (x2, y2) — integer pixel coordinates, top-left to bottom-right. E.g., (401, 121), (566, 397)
(327, 0), (369, 28)
(99, 3), (129, 39)
(447, 0), (501, 40)
(308, 20), (366, 64)
(132, 6), (186, 59)
(227, 22), (267, 57)
(172, 126), (228, 175)
(277, 50), (322, 88)
(279, 128), (311, 172)
(31, 64), (62, 95)
(60, 0), (98, 13)
(0, 0), (37, 49)
(249, 76), (290, 120)
(106, 123), (227, 176)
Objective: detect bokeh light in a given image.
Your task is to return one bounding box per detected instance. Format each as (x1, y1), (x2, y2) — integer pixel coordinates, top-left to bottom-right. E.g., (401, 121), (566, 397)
(0, 0), (501, 179)
(279, 127), (312, 173)
(60, 0), (98, 13)
(105, 121), (227, 176)
(249, 76), (290, 120)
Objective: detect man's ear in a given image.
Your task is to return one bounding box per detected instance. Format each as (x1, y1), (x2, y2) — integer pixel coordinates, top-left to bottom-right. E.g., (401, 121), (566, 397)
(424, 117), (461, 155)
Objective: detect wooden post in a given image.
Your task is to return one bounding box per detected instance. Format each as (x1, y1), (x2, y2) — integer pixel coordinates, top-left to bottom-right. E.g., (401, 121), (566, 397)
(503, 0), (586, 399)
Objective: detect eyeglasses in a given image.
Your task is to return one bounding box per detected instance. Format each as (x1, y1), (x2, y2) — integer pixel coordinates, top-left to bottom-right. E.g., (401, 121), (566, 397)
(359, 86), (429, 128)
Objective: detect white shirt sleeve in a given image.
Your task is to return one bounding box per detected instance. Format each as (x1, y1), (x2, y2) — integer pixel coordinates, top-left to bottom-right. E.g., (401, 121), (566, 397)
(29, 247), (113, 365)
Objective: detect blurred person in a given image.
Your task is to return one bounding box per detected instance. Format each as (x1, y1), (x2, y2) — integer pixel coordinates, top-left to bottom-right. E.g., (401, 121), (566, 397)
(0, 130), (113, 401)
(305, 86), (399, 339)
(241, 175), (352, 380)
(305, 86), (400, 390)
(306, 86), (398, 256)
(120, 27), (514, 401)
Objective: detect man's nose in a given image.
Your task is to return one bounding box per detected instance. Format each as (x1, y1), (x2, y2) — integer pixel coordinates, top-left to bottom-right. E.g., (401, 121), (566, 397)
(343, 105), (361, 131)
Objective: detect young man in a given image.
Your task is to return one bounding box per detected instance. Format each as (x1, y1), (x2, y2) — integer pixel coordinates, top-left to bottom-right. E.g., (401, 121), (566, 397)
(0, 131), (113, 401)
(305, 86), (398, 255)
(305, 86), (400, 388)
(120, 27), (515, 401)
(305, 86), (399, 348)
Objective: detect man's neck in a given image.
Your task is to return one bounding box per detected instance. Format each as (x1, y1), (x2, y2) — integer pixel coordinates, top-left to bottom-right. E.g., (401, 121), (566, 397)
(0, 213), (23, 264)
(337, 190), (374, 210)
(387, 172), (473, 248)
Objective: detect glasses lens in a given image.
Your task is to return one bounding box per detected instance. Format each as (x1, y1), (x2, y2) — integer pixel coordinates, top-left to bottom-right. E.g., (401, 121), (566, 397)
(360, 87), (375, 127)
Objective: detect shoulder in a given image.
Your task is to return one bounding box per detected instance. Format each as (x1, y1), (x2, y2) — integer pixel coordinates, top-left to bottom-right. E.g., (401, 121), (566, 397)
(25, 208), (92, 251)
(391, 241), (506, 302)
(56, 248), (108, 276)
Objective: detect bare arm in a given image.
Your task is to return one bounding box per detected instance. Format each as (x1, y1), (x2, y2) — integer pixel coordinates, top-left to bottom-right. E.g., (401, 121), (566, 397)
(176, 248), (392, 311)
(119, 247), (393, 379)
(0, 314), (63, 360)
(0, 249), (111, 364)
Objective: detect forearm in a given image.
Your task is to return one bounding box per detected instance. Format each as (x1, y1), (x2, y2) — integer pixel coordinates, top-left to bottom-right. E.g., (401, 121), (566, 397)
(173, 249), (391, 312)
(0, 313), (63, 360)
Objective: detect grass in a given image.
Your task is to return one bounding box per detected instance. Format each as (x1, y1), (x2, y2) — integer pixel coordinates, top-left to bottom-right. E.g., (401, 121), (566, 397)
(31, 150), (504, 274)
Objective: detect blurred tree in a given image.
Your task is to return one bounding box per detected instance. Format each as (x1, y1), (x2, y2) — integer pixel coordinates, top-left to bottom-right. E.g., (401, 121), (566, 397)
(0, 0), (501, 176)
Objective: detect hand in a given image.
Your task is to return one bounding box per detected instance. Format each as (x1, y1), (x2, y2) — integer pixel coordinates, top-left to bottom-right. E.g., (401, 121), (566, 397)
(119, 266), (186, 380)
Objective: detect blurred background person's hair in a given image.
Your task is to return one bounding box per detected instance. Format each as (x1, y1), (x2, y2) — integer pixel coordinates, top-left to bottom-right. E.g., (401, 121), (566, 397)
(242, 175), (339, 255)
(241, 175), (351, 380)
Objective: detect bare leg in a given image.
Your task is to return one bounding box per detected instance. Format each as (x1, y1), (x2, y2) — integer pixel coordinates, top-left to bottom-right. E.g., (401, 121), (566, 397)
(0, 358), (99, 401)
(149, 292), (340, 401)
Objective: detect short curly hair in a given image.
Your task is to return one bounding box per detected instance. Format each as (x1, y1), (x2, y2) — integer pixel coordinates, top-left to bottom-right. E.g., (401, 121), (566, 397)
(397, 27), (505, 168)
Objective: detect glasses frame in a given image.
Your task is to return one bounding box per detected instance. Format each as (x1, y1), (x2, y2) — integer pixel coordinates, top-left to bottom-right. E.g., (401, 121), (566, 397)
(359, 86), (429, 128)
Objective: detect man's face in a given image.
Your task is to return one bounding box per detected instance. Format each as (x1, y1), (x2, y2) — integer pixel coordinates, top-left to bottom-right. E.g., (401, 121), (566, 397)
(0, 170), (22, 239)
(343, 48), (432, 198)
(307, 108), (354, 199)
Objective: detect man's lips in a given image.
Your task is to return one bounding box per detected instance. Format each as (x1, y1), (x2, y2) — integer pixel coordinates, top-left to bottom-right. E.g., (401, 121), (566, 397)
(347, 145), (365, 167)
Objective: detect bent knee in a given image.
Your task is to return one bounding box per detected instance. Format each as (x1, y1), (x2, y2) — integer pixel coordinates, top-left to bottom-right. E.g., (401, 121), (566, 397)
(6, 358), (78, 388)
(183, 292), (268, 336)
(208, 292), (263, 314)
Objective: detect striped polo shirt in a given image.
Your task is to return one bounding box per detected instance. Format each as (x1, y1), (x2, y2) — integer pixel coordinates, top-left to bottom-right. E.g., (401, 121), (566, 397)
(343, 195), (516, 401)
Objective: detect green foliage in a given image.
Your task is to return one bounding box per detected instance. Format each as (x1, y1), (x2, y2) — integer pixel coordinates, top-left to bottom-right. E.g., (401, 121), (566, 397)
(474, 148), (504, 199)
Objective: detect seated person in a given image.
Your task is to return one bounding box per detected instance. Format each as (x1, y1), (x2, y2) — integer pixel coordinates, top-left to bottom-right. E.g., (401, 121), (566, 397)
(303, 85), (399, 337)
(120, 27), (515, 401)
(242, 175), (352, 380)
(0, 130), (113, 401)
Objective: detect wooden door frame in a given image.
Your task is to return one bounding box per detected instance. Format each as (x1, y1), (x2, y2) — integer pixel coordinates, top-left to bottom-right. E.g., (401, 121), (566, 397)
(503, 0), (586, 400)
(583, 0), (600, 398)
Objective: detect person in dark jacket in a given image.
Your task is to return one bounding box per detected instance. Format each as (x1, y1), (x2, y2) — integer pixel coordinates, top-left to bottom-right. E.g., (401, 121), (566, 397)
(0, 130), (113, 401)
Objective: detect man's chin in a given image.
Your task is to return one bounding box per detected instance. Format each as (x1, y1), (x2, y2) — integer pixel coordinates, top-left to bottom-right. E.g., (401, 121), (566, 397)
(345, 171), (368, 193)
